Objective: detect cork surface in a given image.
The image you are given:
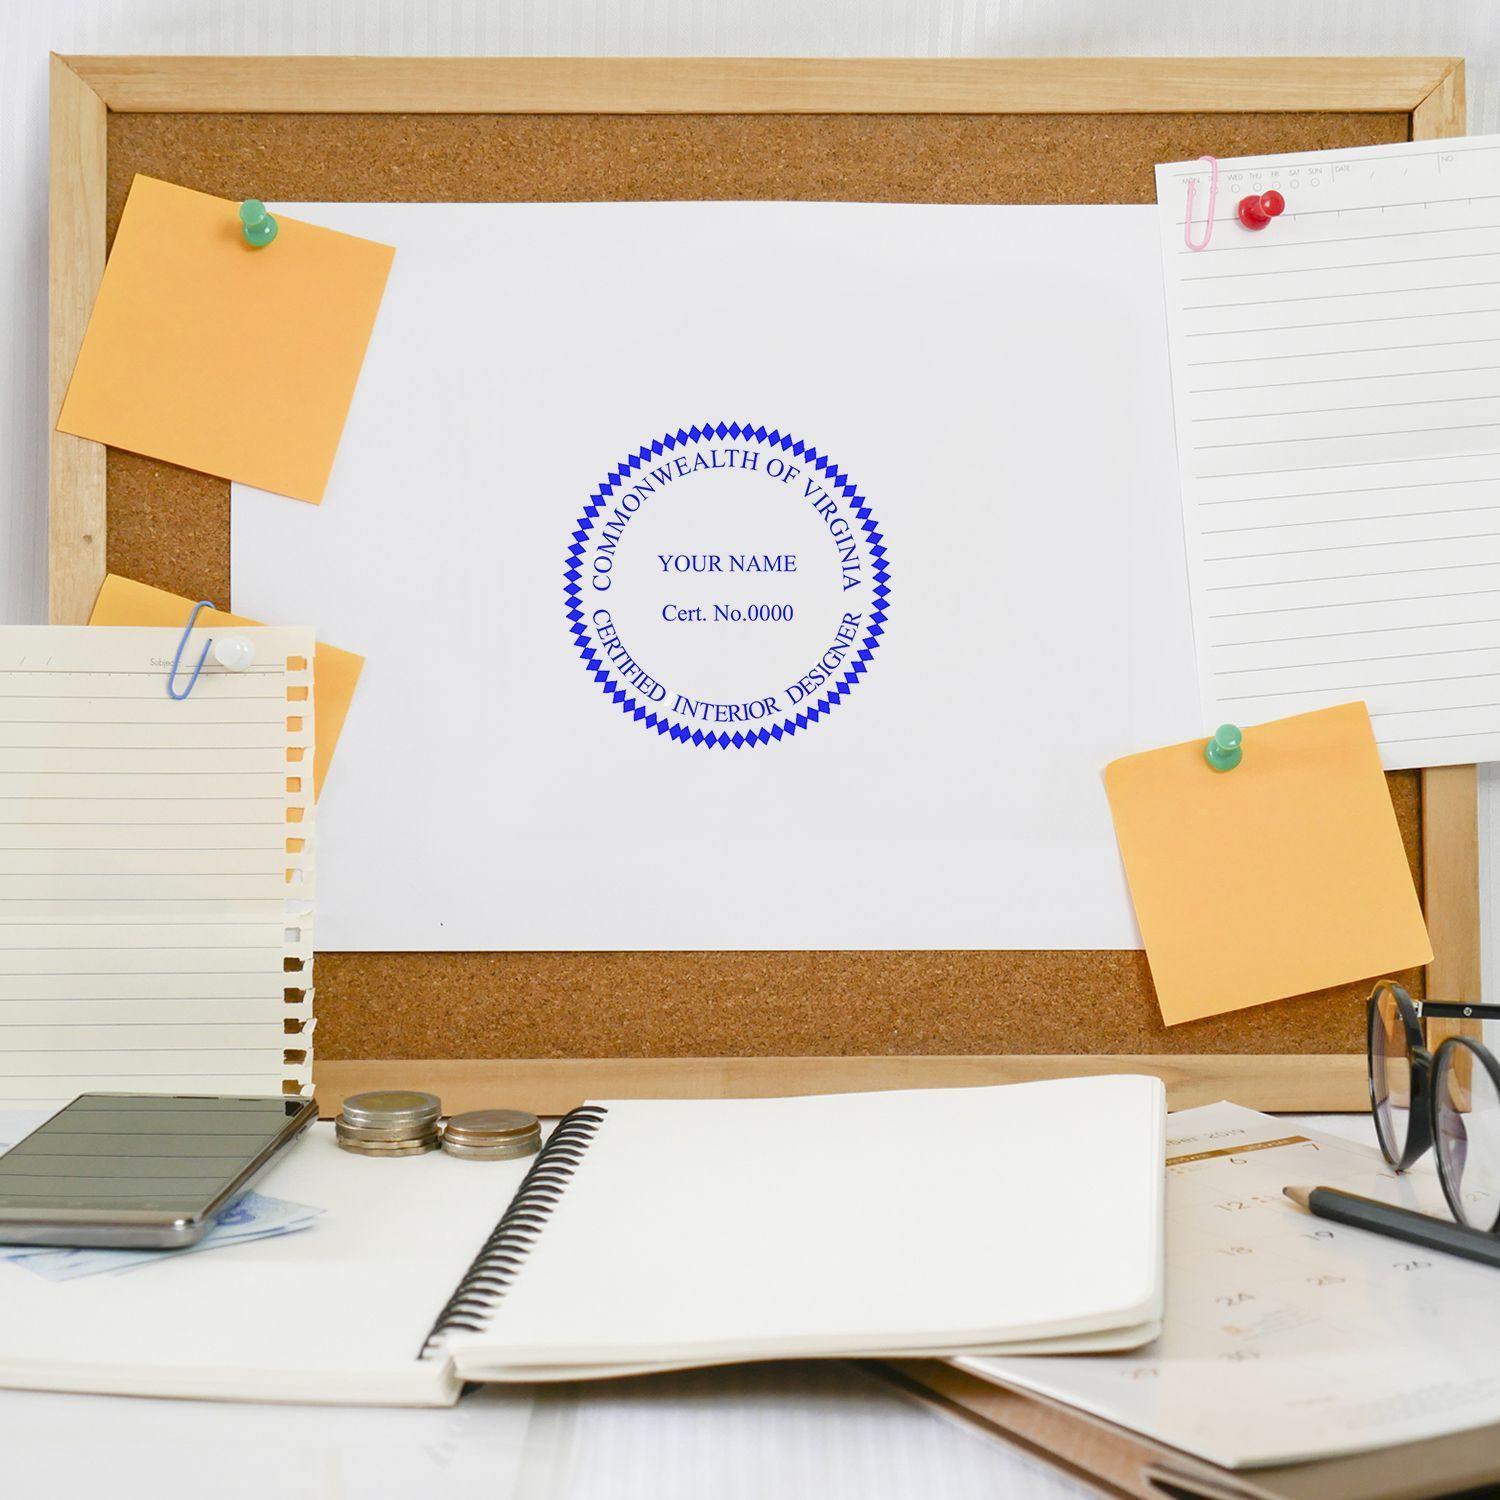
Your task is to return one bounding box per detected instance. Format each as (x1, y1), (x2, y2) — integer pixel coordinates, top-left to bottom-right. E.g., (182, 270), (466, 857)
(104, 106), (1417, 1060)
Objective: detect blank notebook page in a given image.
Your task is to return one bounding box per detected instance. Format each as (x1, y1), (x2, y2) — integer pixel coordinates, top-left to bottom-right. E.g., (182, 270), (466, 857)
(438, 1076), (1166, 1375)
(1157, 136), (1500, 769)
(0, 627), (314, 1103)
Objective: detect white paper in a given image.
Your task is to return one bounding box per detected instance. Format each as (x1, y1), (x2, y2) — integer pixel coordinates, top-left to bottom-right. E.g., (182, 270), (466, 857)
(1157, 136), (1500, 770)
(964, 1101), (1500, 1470)
(232, 202), (1199, 951)
(0, 627), (314, 1103)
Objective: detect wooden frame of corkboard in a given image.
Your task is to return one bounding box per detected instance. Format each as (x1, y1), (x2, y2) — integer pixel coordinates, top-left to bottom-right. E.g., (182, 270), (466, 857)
(48, 54), (1480, 1115)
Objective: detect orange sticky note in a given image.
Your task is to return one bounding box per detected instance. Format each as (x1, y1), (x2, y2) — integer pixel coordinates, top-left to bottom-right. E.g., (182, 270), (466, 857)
(89, 574), (363, 800)
(58, 175), (393, 503)
(1104, 702), (1431, 1026)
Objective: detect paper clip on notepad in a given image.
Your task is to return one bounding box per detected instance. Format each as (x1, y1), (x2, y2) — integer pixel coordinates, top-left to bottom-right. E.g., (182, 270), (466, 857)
(1183, 156), (1286, 252)
(166, 599), (256, 700)
(1183, 155), (1219, 251)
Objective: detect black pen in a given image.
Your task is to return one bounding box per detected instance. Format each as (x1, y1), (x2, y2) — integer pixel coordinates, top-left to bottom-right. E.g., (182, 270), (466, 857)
(1283, 1185), (1500, 1269)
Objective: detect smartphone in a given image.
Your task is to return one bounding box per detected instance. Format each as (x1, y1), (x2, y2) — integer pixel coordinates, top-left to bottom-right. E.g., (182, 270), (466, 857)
(0, 1093), (318, 1249)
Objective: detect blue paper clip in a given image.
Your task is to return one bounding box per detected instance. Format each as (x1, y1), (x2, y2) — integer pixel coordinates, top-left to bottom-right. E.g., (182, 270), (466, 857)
(166, 600), (216, 700)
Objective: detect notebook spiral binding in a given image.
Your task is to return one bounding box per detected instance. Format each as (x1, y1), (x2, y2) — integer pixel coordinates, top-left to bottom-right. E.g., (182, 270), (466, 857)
(418, 1103), (609, 1358)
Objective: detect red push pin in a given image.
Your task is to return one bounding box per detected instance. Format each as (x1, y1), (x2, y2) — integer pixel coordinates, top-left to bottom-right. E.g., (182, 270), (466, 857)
(1237, 189), (1285, 231)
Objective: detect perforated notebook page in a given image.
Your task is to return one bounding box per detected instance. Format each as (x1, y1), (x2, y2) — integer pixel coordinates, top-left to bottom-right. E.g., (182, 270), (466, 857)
(1157, 136), (1500, 770)
(0, 627), (314, 1104)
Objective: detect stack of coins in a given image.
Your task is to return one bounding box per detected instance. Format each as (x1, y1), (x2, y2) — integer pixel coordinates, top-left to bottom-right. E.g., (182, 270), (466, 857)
(335, 1090), (442, 1157)
(441, 1108), (541, 1161)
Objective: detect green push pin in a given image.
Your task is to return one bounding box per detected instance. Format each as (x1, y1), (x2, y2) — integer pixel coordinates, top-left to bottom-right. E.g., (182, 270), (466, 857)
(1204, 723), (1243, 773)
(239, 199), (278, 248)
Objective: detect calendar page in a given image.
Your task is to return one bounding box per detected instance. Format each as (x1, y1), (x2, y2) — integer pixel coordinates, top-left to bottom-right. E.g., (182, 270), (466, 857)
(962, 1102), (1500, 1469)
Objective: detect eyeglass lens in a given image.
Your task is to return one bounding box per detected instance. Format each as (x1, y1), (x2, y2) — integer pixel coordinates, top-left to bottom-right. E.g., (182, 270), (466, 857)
(1370, 987), (1413, 1164)
(1435, 1045), (1500, 1231)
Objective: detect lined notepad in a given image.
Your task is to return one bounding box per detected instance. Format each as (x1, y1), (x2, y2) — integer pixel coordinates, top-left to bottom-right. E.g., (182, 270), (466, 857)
(0, 627), (314, 1104)
(1157, 136), (1500, 769)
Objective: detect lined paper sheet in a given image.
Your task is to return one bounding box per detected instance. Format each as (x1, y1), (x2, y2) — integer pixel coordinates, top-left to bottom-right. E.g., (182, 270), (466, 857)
(0, 627), (314, 1104)
(1157, 136), (1500, 770)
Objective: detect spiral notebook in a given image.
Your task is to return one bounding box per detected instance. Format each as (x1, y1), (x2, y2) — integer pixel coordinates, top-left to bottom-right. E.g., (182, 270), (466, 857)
(0, 1076), (1165, 1405)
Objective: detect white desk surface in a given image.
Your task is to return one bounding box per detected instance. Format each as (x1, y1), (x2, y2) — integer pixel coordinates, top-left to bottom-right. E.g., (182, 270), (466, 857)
(0, 1112), (1371, 1500)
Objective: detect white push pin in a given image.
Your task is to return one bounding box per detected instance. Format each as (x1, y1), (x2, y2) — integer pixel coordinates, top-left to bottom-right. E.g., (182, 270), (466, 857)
(211, 635), (256, 672)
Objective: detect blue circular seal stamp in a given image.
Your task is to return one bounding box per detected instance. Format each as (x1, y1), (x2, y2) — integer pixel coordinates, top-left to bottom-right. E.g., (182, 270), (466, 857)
(564, 422), (890, 748)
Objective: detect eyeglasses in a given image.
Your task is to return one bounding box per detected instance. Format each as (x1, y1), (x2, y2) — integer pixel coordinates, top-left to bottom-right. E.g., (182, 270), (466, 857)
(1368, 980), (1500, 1232)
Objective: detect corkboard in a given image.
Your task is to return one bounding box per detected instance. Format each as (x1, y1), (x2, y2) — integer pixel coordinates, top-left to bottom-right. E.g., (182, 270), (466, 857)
(95, 105), (1427, 1062)
(51, 58), (1476, 1110)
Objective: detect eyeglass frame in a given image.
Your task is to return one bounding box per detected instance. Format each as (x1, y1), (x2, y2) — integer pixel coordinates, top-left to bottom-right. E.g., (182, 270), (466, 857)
(1367, 979), (1500, 1231)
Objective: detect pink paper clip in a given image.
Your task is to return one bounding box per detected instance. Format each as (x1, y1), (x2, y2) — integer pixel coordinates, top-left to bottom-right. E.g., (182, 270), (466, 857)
(1183, 155), (1218, 252)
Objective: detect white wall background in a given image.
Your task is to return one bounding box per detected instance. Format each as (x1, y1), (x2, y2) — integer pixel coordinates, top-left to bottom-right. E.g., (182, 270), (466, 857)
(2, 0), (1497, 990)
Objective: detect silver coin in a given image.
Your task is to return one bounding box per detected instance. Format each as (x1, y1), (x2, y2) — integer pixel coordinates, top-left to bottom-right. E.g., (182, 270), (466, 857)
(441, 1136), (541, 1161)
(340, 1090), (441, 1129)
(442, 1129), (540, 1155)
(336, 1135), (439, 1158)
(335, 1125), (439, 1145)
(336, 1122), (438, 1140)
(334, 1114), (440, 1143)
(441, 1109), (541, 1147)
(336, 1128), (438, 1146)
